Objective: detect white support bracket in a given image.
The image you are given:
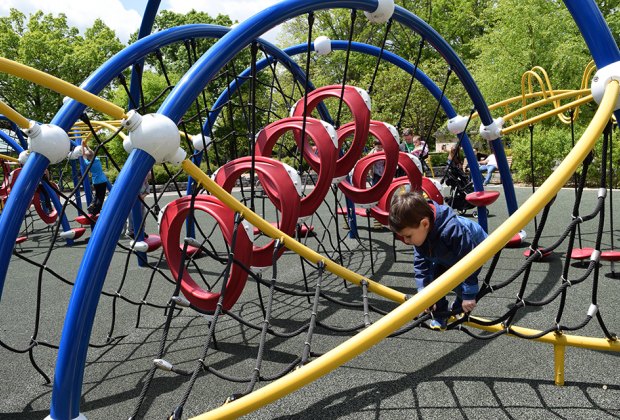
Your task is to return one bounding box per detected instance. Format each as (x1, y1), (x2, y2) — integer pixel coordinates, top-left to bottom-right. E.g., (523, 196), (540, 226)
(591, 61), (620, 110)
(364, 0), (395, 23)
(121, 110), (186, 164)
(479, 117), (504, 141)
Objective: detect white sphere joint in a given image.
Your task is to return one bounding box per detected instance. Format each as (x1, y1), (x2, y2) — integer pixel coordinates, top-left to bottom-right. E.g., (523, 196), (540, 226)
(122, 111), (182, 164)
(192, 134), (212, 152)
(68, 145), (84, 160)
(364, 0), (394, 23)
(591, 61), (620, 110)
(122, 138), (133, 154)
(26, 122), (70, 164)
(18, 150), (30, 165)
(479, 117), (504, 141)
(314, 36), (332, 55)
(448, 115), (469, 134)
(167, 147), (187, 165)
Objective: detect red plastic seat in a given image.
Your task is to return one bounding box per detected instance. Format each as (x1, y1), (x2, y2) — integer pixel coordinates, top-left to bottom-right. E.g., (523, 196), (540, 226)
(505, 231), (526, 248)
(181, 244), (202, 257)
(337, 207), (369, 217)
(570, 247), (594, 260)
(523, 247), (552, 259)
(140, 234), (162, 252)
(75, 214), (98, 225)
(600, 250), (620, 262)
(15, 236), (27, 244)
(466, 190), (500, 207)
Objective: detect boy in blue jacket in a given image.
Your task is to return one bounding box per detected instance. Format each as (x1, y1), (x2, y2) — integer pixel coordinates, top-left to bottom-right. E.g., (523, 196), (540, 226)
(389, 191), (487, 330)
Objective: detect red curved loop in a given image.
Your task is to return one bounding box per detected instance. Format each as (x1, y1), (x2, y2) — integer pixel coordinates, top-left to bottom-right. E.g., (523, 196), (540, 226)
(396, 152), (423, 191)
(213, 156), (301, 267)
(291, 85), (371, 178)
(369, 177), (412, 226)
(159, 195), (253, 312)
(343, 121), (399, 204)
(33, 184), (58, 224)
(255, 117), (336, 218)
(0, 159), (12, 197)
(421, 177), (444, 204)
(10, 167), (58, 224)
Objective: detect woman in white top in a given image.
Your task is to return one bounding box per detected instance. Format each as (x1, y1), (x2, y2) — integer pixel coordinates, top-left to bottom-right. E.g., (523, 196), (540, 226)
(478, 153), (498, 186)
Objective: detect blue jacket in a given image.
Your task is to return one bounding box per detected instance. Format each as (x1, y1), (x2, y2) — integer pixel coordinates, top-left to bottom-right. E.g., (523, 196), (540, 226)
(84, 156), (108, 185)
(414, 201), (487, 300)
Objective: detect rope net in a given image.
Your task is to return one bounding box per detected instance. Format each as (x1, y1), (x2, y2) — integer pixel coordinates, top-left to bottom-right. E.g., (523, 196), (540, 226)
(1, 8), (620, 420)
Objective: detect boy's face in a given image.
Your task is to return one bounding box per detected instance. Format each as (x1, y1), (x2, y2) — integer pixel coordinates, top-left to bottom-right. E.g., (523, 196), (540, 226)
(397, 218), (430, 247)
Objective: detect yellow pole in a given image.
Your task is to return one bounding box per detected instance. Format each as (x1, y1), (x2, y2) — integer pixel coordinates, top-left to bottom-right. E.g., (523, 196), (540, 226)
(554, 342), (566, 386)
(0, 57), (126, 120)
(0, 101), (30, 129)
(0, 153), (19, 163)
(501, 91), (591, 124)
(501, 95), (593, 135)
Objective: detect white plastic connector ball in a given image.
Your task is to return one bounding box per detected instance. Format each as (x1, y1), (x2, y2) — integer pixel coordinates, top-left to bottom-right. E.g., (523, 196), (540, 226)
(122, 111), (181, 164)
(314, 36), (332, 55)
(192, 134), (212, 152)
(18, 150), (30, 165)
(364, 0), (395, 23)
(67, 146), (84, 160)
(479, 117), (504, 141)
(26, 122), (70, 164)
(122, 138), (133, 154)
(167, 147), (187, 165)
(591, 61), (620, 110)
(447, 115), (469, 134)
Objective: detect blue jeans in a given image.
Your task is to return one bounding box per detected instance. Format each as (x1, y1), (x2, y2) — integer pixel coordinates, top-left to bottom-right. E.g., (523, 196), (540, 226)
(479, 164), (497, 185)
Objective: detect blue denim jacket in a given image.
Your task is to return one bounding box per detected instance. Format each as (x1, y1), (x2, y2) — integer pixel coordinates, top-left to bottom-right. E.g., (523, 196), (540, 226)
(413, 201), (488, 300)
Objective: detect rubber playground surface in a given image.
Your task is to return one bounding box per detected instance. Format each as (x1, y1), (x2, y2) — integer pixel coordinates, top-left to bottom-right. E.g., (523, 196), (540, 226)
(2, 185), (620, 419)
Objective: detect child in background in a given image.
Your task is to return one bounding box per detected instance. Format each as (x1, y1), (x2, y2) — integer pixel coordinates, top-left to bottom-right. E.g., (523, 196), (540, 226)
(81, 140), (109, 216)
(389, 191), (487, 330)
(369, 139), (385, 186)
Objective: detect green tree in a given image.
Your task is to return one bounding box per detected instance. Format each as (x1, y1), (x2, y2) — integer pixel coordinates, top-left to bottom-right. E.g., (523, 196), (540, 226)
(0, 9), (123, 123)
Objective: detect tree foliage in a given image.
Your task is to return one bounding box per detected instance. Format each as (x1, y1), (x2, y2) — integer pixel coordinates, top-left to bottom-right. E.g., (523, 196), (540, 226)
(0, 9), (123, 123)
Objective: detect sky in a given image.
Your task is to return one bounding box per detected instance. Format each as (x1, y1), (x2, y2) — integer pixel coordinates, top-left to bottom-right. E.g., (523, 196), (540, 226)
(0, 0), (282, 44)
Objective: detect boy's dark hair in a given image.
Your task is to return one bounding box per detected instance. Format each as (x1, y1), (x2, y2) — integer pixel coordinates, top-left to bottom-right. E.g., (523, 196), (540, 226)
(402, 128), (413, 137)
(388, 191), (434, 232)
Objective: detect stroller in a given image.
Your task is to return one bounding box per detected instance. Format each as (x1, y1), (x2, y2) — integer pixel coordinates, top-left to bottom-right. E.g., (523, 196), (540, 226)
(442, 164), (475, 215)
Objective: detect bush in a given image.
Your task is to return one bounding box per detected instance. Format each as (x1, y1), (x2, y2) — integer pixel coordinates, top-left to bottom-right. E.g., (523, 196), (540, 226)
(510, 126), (573, 185)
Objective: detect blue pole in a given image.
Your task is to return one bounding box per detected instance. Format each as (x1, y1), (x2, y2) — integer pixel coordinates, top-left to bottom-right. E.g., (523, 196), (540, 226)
(0, 153), (48, 300)
(50, 149), (154, 419)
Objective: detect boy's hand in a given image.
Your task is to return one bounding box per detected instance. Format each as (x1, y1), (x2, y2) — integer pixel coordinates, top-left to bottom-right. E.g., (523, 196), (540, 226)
(423, 304), (437, 314)
(462, 299), (476, 313)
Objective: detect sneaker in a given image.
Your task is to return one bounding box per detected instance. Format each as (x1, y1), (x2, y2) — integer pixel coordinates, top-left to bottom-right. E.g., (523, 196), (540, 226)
(429, 318), (447, 331)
